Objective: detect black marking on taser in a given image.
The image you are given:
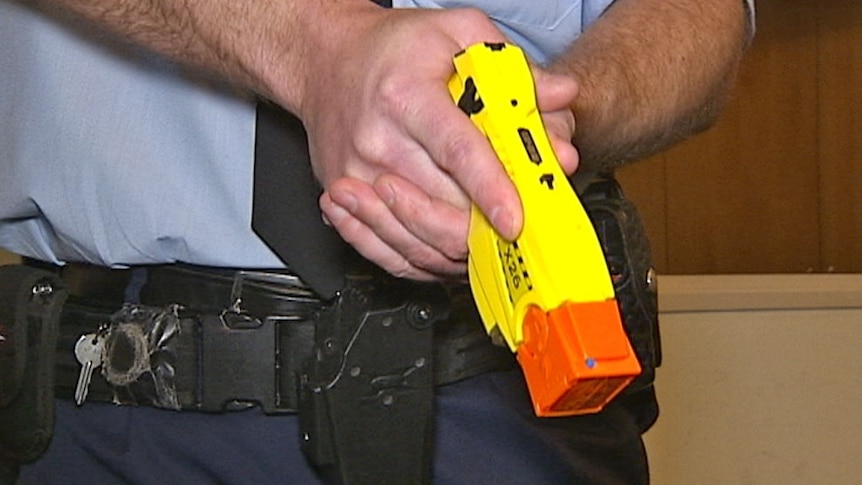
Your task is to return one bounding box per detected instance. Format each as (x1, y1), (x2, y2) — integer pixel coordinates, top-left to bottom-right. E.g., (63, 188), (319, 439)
(511, 242), (534, 291)
(499, 240), (534, 298)
(485, 42), (506, 51)
(457, 77), (484, 116)
(540, 174), (555, 190)
(518, 128), (542, 165)
(497, 243), (516, 303)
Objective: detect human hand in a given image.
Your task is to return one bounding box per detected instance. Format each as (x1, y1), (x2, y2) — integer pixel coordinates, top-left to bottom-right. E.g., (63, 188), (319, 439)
(295, 4), (577, 280)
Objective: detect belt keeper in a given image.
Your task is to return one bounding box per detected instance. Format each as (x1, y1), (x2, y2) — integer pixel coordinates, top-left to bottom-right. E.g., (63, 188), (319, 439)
(196, 269), (320, 413)
(199, 312), (281, 412)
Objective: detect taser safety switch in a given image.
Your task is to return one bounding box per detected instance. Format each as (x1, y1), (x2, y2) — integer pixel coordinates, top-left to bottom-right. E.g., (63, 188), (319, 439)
(448, 42), (641, 417)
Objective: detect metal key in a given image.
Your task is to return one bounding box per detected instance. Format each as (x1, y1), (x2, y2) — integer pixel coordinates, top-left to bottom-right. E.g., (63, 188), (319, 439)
(74, 333), (104, 405)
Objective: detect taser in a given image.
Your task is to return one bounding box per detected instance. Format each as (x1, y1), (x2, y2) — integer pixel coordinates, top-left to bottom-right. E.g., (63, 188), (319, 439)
(448, 42), (641, 417)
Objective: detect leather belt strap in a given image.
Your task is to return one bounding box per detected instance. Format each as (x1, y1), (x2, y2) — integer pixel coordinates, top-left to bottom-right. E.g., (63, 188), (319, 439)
(50, 263), (515, 413)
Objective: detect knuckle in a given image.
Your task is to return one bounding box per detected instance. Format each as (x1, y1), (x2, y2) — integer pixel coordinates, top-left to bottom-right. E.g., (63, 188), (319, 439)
(454, 7), (492, 29)
(404, 248), (435, 270)
(333, 219), (363, 246)
(406, 246), (462, 276)
(377, 73), (416, 120)
(448, 8), (504, 43)
(387, 258), (415, 280)
(404, 244), (449, 274)
(438, 134), (474, 172)
(352, 131), (385, 164)
(354, 80), (416, 164)
(440, 242), (468, 262)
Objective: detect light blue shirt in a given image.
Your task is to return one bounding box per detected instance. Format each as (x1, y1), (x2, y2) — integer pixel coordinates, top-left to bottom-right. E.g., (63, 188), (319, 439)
(393, 0), (612, 65)
(0, 0), (752, 269)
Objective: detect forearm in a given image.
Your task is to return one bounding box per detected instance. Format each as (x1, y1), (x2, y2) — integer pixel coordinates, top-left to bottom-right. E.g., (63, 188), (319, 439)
(45, 0), (379, 113)
(552, 0), (750, 170)
(33, 1), (581, 279)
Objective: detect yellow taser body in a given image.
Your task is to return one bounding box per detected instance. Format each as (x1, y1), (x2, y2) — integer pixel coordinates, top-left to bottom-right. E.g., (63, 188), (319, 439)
(448, 42), (640, 416)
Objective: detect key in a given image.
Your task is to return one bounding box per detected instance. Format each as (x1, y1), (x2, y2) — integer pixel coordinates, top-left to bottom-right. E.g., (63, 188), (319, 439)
(74, 333), (104, 406)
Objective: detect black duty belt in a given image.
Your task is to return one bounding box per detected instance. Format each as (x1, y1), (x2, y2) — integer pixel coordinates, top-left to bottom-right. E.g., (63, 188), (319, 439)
(49, 263), (516, 414)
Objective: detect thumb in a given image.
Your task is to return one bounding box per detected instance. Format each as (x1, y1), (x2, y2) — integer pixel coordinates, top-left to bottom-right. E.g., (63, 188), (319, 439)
(532, 67), (578, 113)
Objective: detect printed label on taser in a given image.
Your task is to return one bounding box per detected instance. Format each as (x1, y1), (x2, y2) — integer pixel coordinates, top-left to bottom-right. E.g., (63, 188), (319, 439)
(497, 239), (532, 303)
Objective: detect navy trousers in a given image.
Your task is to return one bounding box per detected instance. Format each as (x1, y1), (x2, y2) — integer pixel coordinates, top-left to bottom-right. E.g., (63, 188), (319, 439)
(19, 368), (650, 484)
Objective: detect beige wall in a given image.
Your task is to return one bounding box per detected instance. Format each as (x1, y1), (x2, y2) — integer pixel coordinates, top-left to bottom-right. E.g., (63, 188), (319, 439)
(645, 274), (862, 484)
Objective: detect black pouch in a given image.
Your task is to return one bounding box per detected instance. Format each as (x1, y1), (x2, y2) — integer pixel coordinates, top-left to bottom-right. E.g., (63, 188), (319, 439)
(0, 265), (68, 466)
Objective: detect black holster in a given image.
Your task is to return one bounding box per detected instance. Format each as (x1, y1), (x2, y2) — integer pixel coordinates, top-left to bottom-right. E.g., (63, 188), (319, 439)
(579, 172), (662, 432)
(0, 265), (69, 480)
(579, 173), (662, 393)
(299, 273), (450, 485)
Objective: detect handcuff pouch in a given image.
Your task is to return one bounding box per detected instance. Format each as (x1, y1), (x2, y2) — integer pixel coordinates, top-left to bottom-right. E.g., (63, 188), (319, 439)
(0, 265), (68, 464)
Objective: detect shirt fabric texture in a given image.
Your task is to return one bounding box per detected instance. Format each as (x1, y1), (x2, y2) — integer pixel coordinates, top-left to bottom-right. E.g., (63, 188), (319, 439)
(0, 0), (754, 269)
(0, 0), (612, 268)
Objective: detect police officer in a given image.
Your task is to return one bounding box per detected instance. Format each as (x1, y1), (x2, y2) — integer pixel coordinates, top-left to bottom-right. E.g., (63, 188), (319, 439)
(0, 0), (754, 483)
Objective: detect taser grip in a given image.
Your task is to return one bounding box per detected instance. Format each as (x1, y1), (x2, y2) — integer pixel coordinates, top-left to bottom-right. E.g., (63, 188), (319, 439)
(448, 42), (641, 416)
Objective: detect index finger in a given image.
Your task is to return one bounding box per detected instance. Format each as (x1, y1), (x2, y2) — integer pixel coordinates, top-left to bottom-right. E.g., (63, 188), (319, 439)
(403, 84), (523, 241)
